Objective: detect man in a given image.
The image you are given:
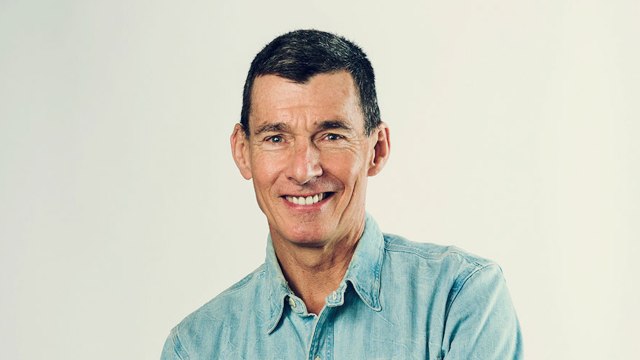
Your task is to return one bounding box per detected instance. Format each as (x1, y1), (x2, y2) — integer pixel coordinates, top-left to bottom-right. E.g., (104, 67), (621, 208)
(161, 29), (522, 359)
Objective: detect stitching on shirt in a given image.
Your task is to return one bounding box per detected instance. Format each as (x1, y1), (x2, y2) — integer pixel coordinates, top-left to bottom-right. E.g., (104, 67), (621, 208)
(383, 235), (487, 269)
(385, 243), (483, 268)
(171, 327), (190, 360)
(439, 263), (498, 359)
(444, 263), (496, 320)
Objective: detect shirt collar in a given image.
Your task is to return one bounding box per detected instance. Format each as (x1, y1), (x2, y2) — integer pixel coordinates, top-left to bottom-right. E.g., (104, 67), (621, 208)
(342, 213), (384, 312)
(264, 213), (385, 334)
(264, 236), (292, 334)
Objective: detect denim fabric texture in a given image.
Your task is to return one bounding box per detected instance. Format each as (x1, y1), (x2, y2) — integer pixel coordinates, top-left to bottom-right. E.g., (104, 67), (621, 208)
(161, 214), (523, 359)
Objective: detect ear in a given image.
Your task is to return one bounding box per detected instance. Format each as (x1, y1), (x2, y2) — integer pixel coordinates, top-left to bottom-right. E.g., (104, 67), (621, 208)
(367, 122), (391, 177)
(230, 123), (253, 180)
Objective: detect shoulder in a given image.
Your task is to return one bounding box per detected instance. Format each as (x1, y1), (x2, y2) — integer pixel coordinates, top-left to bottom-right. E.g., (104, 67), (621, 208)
(383, 233), (496, 268)
(166, 264), (267, 357)
(185, 263), (266, 322)
(382, 233), (504, 291)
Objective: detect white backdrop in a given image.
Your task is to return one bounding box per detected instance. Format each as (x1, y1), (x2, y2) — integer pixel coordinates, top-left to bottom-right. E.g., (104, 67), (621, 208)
(1, 1), (638, 359)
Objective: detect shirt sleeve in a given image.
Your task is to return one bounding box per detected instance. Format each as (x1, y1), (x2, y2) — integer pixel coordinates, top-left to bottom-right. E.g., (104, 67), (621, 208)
(160, 327), (189, 360)
(442, 264), (523, 360)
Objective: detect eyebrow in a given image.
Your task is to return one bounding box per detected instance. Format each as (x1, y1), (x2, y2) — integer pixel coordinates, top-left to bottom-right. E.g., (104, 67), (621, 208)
(317, 120), (353, 132)
(252, 120), (353, 136)
(253, 122), (291, 136)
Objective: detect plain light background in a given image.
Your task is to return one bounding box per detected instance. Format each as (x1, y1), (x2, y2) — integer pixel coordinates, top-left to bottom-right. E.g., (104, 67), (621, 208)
(1, 1), (638, 359)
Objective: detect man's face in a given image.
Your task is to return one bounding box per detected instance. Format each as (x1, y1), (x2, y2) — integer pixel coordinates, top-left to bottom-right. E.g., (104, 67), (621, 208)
(231, 71), (389, 248)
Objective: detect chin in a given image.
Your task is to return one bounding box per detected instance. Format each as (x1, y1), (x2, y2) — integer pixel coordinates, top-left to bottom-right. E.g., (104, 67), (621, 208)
(280, 226), (331, 247)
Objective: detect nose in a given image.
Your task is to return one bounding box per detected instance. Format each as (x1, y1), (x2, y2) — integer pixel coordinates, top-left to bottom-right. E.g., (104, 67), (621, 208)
(286, 139), (323, 185)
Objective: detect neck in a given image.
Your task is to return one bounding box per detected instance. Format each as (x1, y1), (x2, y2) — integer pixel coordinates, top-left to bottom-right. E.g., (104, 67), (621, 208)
(271, 219), (365, 315)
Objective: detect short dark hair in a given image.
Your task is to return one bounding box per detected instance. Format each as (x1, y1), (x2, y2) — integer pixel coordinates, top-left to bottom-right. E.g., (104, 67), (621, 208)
(240, 29), (381, 136)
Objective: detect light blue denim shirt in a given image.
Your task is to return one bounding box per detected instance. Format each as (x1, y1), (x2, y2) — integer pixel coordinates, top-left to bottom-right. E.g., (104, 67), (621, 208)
(161, 214), (522, 359)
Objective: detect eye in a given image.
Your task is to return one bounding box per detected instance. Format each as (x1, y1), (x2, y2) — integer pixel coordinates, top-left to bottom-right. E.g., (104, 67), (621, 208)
(325, 133), (344, 141)
(266, 135), (284, 143)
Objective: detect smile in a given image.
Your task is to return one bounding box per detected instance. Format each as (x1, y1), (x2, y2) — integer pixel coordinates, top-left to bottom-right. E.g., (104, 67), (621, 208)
(284, 192), (331, 205)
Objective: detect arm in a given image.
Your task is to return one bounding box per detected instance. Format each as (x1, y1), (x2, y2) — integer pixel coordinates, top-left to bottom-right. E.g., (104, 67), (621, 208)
(442, 264), (523, 359)
(160, 327), (189, 360)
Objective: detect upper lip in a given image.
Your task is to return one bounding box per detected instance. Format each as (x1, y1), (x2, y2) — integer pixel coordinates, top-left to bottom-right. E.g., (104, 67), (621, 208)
(281, 191), (330, 197)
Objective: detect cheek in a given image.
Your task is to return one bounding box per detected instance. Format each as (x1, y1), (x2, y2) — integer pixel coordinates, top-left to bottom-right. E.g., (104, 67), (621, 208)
(322, 151), (367, 186)
(251, 152), (285, 188)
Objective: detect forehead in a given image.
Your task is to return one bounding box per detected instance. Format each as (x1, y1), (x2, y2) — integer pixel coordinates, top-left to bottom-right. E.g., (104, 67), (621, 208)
(249, 71), (363, 131)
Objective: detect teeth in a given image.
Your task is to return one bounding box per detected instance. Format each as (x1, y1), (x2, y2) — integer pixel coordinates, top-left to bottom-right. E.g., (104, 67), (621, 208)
(286, 193), (326, 206)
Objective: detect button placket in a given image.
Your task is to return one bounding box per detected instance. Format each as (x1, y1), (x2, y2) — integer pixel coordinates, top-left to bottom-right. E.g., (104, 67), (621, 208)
(307, 306), (334, 360)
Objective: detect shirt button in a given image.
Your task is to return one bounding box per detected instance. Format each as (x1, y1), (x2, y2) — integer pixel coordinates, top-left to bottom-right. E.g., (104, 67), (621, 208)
(288, 297), (297, 309)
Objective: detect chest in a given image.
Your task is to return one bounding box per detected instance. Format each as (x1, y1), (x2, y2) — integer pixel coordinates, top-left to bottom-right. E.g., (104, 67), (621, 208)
(219, 294), (446, 360)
